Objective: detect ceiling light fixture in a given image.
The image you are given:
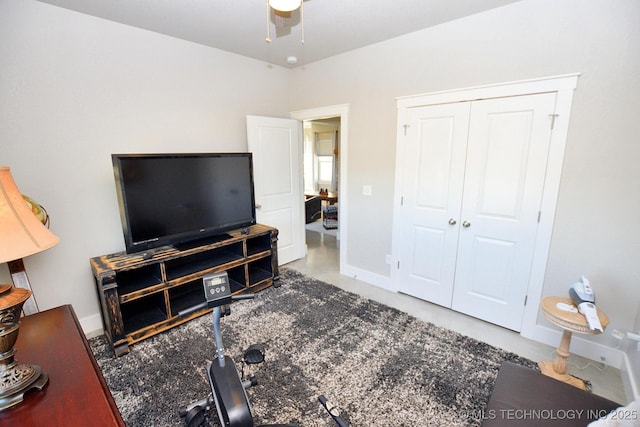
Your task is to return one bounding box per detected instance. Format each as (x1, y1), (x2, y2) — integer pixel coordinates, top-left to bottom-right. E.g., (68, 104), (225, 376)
(268, 0), (302, 12)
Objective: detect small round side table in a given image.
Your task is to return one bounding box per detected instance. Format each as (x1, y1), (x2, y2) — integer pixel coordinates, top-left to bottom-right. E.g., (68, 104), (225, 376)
(538, 296), (609, 390)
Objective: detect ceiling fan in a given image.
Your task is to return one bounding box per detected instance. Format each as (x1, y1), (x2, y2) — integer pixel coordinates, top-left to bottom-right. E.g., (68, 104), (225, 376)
(265, 0), (305, 44)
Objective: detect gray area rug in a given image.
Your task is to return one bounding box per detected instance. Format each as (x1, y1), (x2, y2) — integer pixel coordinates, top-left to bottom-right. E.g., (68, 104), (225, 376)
(305, 219), (338, 237)
(89, 269), (535, 426)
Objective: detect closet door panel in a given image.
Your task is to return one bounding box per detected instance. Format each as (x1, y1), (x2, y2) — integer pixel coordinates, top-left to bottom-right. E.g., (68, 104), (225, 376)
(452, 92), (556, 331)
(397, 103), (470, 307)
(467, 236), (515, 300)
(475, 111), (531, 218)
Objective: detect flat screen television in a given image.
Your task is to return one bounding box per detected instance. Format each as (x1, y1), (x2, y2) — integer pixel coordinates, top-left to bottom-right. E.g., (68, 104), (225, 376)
(112, 153), (256, 254)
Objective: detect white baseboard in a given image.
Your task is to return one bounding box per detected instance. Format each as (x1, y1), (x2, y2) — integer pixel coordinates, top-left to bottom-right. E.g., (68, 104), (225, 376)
(341, 263), (392, 292)
(79, 313), (103, 339)
(621, 354), (640, 403)
(520, 322), (625, 371)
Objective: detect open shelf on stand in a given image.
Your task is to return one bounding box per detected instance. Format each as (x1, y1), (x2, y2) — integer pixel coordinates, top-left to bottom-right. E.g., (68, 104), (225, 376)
(91, 224), (279, 357)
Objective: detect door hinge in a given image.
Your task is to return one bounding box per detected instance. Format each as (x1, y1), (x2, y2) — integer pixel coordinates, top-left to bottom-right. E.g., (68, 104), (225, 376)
(549, 114), (559, 130)
(400, 196), (404, 206)
(403, 124), (410, 136)
(397, 261), (400, 270)
(537, 211), (541, 223)
(524, 295), (528, 306)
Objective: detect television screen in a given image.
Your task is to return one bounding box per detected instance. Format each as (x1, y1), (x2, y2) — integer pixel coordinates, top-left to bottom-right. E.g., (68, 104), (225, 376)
(112, 153), (256, 253)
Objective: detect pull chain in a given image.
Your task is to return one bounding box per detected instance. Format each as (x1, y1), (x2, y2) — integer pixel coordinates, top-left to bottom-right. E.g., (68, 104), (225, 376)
(265, 0), (272, 43)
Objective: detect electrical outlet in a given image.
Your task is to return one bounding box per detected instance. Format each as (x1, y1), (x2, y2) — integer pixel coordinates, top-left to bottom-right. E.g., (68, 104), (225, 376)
(612, 329), (625, 340)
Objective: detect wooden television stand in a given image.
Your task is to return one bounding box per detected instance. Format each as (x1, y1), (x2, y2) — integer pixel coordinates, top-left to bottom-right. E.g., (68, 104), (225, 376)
(90, 224), (279, 357)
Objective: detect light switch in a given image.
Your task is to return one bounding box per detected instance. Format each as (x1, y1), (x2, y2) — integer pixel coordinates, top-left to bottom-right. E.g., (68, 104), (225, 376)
(362, 185), (372, 196)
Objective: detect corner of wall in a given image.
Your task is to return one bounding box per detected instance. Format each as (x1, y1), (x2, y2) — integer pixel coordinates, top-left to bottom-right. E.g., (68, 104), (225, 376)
(80, 313), (104, 339)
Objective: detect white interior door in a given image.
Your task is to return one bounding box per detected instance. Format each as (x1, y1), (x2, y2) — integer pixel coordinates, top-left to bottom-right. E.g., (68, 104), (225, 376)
(246, 115), (305, 265)
(396, 92), (556, 331)
(396, 103), (470, 306)
(451, 93), (556, 330)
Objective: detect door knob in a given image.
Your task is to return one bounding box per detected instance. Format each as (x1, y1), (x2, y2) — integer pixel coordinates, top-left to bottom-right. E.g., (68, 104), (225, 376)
(255, 204), (262, 209)
(462, 220), (471, 228)
(448, 218), (457, 225)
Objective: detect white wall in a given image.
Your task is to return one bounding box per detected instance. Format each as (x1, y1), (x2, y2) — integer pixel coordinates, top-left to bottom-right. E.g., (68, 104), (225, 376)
(0, 1), (291, 326)
(290, 0), (640, 350)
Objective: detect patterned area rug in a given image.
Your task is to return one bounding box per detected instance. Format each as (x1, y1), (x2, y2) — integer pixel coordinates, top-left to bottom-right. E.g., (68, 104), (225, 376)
(89, 269), (535, 426)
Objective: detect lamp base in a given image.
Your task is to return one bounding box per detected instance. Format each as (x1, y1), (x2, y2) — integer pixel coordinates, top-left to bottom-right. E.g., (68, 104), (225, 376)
(0, 284), (49, 411)
(0, 365), (48, 411)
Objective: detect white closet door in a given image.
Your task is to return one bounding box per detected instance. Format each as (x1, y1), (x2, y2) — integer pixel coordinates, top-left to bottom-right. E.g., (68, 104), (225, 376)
(396, 102), (470, 307)
(451, 92), (556, 331)
(396, 92), (557, 331)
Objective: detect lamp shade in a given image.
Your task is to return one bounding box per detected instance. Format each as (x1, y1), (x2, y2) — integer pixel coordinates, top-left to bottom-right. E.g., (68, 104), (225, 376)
(0, 166), (59, 263)
(269, 0), (302, 12)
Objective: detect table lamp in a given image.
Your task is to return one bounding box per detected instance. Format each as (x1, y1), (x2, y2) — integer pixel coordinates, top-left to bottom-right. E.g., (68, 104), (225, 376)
(0, 165), (59, 411)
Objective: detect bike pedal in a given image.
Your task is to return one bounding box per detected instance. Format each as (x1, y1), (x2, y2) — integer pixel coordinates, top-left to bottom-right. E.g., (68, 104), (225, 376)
(185, 405), (206, 427)
(243, 343), (265, 365)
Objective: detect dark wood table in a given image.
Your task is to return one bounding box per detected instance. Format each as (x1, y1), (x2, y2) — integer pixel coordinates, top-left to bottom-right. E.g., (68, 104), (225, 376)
(305, 191), (338, 205)
(0, 305), (124, 426)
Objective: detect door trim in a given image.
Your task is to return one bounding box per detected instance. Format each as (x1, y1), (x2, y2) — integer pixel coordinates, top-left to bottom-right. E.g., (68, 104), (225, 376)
(392, 74), (580, 339)
(397, 73), (580, 108)
(290, 104), (349, 275)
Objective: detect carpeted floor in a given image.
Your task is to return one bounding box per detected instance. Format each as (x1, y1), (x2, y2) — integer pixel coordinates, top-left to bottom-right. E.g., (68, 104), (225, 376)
(89, 269), (536, 426)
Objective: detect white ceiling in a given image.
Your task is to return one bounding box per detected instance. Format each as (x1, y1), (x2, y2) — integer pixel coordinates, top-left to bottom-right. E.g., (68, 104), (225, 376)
(36, 0), (521, 68)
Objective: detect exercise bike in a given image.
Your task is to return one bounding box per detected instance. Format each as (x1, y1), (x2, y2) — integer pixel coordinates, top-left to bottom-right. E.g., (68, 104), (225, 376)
(178, 272), (299, 427)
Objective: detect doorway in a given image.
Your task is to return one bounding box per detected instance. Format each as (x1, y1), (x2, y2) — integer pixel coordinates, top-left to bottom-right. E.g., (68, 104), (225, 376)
(302, 117), (340, 238)
(291, 104), (349, 274)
